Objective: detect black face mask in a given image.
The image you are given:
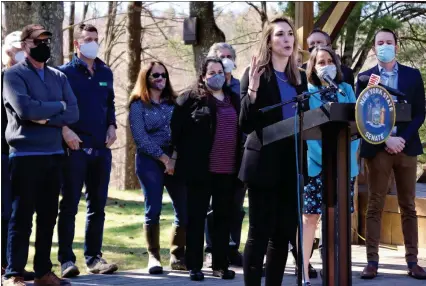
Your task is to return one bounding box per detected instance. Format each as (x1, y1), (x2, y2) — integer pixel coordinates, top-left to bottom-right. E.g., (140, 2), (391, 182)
(308, 46), (315, 53)
(29, 43), (51, 63)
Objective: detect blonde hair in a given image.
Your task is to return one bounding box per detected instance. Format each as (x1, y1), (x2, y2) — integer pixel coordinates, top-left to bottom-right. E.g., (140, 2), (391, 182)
(256, 16), (301, 86)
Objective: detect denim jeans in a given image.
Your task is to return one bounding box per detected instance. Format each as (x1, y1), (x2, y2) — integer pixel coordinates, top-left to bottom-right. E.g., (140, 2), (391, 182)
(135, 152), (187, 226)
(6, 155), (63, 279)
(2, 154), (12, 267)
(57, 148), (112, 266)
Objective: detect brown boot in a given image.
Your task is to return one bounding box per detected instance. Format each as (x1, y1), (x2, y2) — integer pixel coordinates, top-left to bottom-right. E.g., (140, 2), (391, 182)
(144, 224), (163, 274)
(169, 225), (187, 270)
(34, 272), (71, 285)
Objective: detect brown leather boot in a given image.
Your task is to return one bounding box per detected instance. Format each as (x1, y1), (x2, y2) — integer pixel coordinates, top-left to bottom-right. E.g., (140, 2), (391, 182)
(169, 225), (186, 270)
(34, 272), (71, 285)
(144, 224), (163, 274)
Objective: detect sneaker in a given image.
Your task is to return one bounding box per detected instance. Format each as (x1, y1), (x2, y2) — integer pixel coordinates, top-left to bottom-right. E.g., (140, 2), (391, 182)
(34, 272), (71, 286)
(87, 256), (118, 275)
(2, 276), (26, 286)
(61, 261), (80, 278)
(204, 252), (213, 268)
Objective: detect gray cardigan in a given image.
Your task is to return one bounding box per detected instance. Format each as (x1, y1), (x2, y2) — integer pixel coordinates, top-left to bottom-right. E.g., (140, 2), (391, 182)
(3, 59), (79, 154)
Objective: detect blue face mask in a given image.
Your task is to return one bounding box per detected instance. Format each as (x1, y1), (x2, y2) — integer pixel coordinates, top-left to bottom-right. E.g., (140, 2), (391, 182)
(376, 44), (395, 63)
(205, 73), (225, 91)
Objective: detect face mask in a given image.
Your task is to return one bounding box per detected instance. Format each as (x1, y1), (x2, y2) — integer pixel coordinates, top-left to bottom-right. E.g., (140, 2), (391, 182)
(316, 64), (337, 80)
(149, 79), (166, 90)
(14, 51), (25, 63)
(376, 44), (395, 63)
(308, 46), (314, 53)
(221, 58), (235, 73)
(205, 73), (225, 91)
(29, 43), (51, 63)
(79, 41), (99, 59)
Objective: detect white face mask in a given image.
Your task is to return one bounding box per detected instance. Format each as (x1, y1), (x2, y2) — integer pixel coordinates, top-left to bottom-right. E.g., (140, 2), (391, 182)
(221, 58), (235, 73)
(14, 51), (26, 63)
(315, 64), (337, 80)
(79, 41), (99, 59)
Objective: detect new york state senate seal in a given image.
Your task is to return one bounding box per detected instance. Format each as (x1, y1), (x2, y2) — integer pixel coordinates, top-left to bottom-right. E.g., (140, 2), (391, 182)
(355, 85), (396, 145)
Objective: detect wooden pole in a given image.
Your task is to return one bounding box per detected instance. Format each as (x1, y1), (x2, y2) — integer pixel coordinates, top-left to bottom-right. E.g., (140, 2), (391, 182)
(295, 2), (313, 50)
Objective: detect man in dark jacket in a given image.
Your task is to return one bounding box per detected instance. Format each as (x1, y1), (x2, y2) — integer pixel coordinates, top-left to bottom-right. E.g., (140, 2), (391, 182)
(56, 24), (118, 278)
(1, 30), (35, 282)
(3, 24), (79, 286)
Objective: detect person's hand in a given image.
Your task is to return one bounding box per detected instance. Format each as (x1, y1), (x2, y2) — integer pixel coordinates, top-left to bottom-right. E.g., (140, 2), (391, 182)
(60, 101), (67, 111)
(105, 125), (117, 148)
(385, 137), (405, 154)
(248, 56), (265, 103)
(63, 126), (82, 150)
(165, 159), (176, 175)
(31, 119), (47, 124)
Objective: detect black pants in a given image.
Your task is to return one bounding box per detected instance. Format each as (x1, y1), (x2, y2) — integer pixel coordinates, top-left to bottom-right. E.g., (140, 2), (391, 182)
(186, 173), (235, 271)
(243, 184), (299, 286)
(5, 155), (63, 278)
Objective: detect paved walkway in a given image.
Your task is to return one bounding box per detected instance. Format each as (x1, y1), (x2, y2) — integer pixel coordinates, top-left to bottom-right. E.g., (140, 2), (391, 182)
(25, 245), (426, 285)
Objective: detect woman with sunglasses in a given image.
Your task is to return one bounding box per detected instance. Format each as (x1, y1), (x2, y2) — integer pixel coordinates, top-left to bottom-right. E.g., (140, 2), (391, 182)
(171, 57), (241, 281)
(129, 61), (187, 274)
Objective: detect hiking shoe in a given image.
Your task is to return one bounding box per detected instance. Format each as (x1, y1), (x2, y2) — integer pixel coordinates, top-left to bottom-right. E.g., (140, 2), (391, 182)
(2, 276), (25, 286)
(61, 261), (80, 278)
(34, 272), (71, 285)
(87, 256), (118, 275)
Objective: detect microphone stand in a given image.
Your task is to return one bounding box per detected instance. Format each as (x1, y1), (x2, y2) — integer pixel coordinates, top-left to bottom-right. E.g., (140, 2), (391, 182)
(259, 86), (337, 286)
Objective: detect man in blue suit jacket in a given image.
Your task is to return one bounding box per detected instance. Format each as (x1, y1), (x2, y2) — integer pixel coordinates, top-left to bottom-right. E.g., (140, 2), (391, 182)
(356, 28), (426, 280)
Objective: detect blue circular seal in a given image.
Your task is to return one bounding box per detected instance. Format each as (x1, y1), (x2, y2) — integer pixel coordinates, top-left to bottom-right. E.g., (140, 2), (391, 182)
(355, 85), (395, 145)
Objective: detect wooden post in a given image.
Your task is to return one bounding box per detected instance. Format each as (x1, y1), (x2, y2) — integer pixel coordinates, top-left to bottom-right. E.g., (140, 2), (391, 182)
(295, 2), (313, 50)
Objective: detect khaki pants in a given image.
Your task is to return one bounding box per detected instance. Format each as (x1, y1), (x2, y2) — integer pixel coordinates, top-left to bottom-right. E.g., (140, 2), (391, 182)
(365, 151), (418, 263)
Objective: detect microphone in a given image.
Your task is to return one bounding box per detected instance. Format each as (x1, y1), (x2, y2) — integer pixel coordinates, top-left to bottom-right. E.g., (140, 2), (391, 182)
(358, 74), (406, 98)
(320, 72), (346, 96)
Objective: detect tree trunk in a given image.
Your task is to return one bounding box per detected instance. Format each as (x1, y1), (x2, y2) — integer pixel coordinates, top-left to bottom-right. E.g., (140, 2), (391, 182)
(189, 1), (225, 76)
(31, 2), (65, 67)
(3, 2), (32, 34)
(342, 4), (362, 67)
(123, 1), (142, 190)
(260, 2), (268, 28)
(68, 2), (75, 61)
(104, 1), (118, 66)
(82, 2), (89, 21)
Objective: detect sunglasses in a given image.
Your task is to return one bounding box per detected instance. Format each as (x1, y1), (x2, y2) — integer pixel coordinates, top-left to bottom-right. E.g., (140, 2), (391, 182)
(32, 38), (51, 46)
(151, 73), (167, 79)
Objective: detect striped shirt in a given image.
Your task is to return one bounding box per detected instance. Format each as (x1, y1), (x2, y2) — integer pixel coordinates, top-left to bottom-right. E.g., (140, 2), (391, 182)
(209, 95), (238, 174)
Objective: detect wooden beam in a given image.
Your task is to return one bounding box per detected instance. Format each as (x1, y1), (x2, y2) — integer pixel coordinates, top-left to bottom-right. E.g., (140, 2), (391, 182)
(320, 2), (357, 43)
(295, 2), (313, 50)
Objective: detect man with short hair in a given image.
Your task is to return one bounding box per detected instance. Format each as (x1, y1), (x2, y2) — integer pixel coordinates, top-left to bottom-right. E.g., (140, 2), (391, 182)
(56, 23), (118, 278)
(1, 30), (35, 282)
(3, 24), (79, 286)
(304, 28), (355, 89)
(357, 28), (426, 280)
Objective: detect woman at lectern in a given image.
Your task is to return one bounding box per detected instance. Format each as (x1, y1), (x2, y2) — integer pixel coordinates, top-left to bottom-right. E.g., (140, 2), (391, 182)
(239, 16), (308, 286)
(301, 45), (360, 285)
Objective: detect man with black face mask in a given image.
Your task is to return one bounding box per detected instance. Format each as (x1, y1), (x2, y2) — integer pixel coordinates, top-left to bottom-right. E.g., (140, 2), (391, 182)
(2, 24), (79, 286)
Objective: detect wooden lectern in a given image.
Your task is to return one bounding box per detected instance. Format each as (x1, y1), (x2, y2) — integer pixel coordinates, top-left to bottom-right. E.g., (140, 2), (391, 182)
(262, 102), (411, 286)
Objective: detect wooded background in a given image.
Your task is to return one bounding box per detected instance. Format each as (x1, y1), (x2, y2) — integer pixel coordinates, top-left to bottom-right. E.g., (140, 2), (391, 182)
(2, 1), (425, 190)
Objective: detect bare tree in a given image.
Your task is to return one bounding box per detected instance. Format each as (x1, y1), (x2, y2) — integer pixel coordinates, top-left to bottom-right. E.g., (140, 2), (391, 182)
(246, 1), (268, 28)
(82, 2), (89, 21)
(122, 1), (142, 190)
(189, 2), (225, 75)
(104, 1), (119, 65)
(3, 2), (32, 33)
(68, 2), (75, 61)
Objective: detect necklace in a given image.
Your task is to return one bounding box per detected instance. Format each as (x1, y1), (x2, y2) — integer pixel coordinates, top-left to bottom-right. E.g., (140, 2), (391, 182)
(274, 71), (288, 83)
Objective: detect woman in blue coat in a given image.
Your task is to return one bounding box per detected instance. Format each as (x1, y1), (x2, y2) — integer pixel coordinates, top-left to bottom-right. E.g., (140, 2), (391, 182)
(302, 46), (360, 286)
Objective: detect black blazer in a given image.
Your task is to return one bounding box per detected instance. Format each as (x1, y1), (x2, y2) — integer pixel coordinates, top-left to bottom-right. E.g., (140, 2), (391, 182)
(171, 87), (242, 181)
(355, 63), (425, 158)
(238, 66), (309, 188)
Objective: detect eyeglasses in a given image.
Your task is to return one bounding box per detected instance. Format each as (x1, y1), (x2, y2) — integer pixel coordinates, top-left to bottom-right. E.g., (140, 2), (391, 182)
(151, 73), (167, 79)
(32, 38), (51, 46)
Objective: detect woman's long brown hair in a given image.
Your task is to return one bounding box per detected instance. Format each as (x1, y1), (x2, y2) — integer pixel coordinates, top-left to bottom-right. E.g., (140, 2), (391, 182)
(128, 61), (176, 106)
(256, 16), (301, 86)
